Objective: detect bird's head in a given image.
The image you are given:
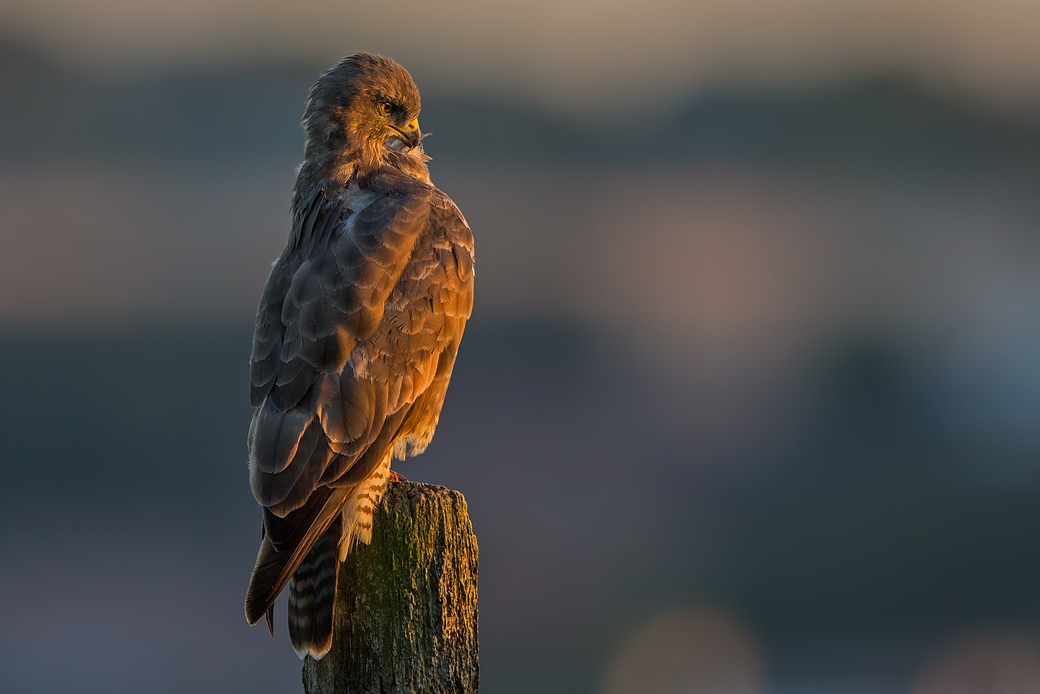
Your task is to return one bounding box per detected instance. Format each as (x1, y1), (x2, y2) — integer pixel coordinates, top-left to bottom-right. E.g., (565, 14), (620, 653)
(302, 53), (425, 180)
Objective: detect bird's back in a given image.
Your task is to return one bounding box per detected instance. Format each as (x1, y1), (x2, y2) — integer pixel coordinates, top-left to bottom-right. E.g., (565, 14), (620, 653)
(245, 170), (473, 658)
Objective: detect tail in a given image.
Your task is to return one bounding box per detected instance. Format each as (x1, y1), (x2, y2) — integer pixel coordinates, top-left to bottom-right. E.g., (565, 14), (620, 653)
(288, 454), (394, 659)
(243, 448), (396, 657)
(288, 514), (342, 659)
(244, 486), (350, 628)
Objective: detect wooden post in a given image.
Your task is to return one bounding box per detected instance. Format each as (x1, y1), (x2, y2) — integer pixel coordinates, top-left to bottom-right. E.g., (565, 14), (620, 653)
(302, 480), (479, 694)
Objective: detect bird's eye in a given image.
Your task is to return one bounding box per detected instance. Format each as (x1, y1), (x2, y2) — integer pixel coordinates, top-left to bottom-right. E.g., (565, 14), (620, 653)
(380, 102), (392, 115)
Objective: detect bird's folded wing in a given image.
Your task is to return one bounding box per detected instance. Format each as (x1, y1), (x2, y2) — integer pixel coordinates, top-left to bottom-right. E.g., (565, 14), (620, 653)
(243, 182), (474, 623)
(246, 184), (433, 512)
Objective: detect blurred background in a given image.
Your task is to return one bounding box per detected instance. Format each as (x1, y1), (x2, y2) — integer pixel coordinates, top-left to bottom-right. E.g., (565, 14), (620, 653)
(3, 1), (1040, 692)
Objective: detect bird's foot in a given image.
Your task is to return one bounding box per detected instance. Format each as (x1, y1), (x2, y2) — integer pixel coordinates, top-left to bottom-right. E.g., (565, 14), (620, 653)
(389, 470), (409, 483)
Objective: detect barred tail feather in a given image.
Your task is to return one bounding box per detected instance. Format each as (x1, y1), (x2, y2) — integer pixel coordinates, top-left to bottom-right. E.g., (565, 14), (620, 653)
(244, 486), (351, 627)
(288, 515), (342, 660)
(287, 455), (392, 659)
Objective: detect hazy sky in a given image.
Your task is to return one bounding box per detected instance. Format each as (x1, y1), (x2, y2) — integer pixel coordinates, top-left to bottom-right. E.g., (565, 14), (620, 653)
(4, 0), (1040, 112)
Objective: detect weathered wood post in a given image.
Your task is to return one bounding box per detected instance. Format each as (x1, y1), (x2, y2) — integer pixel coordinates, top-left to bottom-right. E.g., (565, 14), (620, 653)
(302, 480), (479, 693)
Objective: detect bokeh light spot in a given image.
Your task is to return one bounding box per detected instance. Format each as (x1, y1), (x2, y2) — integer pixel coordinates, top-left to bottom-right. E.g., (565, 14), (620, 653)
(604, 607), (764, 694)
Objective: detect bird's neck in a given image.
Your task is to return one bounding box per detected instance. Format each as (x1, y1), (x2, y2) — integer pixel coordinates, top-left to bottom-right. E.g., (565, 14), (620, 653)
(296, 145), (430, 196)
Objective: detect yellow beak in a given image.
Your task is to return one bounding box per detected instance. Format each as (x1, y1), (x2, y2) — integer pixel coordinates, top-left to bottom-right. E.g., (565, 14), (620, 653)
(390, 118), (421, 149)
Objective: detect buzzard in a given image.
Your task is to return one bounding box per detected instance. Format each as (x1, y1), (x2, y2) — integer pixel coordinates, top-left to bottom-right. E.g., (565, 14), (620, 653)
(243, 53), (474, 659)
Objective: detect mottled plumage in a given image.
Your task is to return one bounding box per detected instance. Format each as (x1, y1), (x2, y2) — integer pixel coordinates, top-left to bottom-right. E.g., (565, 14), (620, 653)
(243, 53), (474, 659)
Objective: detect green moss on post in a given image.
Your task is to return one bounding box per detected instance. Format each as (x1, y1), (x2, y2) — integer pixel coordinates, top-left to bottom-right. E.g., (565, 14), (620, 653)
(303, 481), (479, 694)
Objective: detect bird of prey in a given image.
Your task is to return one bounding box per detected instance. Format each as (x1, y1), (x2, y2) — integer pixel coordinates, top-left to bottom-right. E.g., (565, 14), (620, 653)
(243, 53), (474, 660)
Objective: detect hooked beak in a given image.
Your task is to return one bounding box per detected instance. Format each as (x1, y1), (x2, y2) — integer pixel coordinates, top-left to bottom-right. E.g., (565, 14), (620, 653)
(388, 117), (421, 150)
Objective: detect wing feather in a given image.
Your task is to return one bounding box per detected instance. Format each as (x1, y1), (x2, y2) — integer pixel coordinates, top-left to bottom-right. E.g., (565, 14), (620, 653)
(250, 417), (323, 508)
(245, 175), (474, 624)
(248, 403), (311, 475)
